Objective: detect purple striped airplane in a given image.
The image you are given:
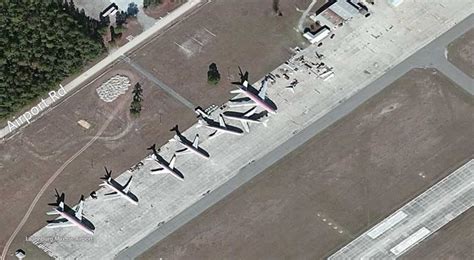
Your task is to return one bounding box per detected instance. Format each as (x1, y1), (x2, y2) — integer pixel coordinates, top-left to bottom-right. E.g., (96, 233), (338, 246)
(229, 68), (277, 115)
(46, 191), (94, 235)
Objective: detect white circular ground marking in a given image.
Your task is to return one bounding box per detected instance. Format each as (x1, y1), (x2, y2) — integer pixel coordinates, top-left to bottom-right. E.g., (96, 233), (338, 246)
(96, 75), (132, 102)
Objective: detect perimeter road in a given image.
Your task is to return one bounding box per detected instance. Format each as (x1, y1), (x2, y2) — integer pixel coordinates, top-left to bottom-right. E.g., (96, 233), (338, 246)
(116, 12), (473, 260)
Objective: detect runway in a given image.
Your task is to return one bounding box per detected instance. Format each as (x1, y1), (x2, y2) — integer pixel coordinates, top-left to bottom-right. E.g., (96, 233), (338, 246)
(329, 160), (474, 259)
(117, 12), (474, 260)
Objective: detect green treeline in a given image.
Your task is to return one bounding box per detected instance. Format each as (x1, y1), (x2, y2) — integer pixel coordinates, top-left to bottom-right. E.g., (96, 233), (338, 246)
(0, 0), (107, 119)
(143, 0), (163, 9)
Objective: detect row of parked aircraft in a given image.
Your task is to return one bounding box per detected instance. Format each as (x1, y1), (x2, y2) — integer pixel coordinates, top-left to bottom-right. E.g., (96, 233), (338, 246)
(45, 68), (278, 235)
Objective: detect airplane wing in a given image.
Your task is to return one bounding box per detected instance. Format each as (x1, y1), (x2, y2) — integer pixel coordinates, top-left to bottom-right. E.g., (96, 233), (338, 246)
(218, 115), (226, 127)
(104, 191), (118, 196)
(175, 148), (191, 155)
(258, 78), (268, 99)
(123, 176), (133, 193)
(102, 194), (122, 201)
(244, 107), (257, 117)
(192, 135), (199, 148)
(241, 121), (250, 133)
(228, 100), (255, 107)
(47, 219), (76, 228)
(230, 88), (244, 94)
(46, 210), (60, 215)
(209, 130), (220, 138)
(150, 167), (166, 174)
(169, 155), (176, 169)
(75, 200), (83, 220)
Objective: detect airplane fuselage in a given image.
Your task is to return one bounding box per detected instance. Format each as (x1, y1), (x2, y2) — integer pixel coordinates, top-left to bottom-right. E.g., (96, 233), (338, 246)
(53, 208), (94, 235)
(103, 181), (139, 205)
(153, 160), (185, 181)
(203, 124), (244, 136)
(222, 115), (261, 124)
(239, 86), (277, 114)
(175, 137), (210, 160)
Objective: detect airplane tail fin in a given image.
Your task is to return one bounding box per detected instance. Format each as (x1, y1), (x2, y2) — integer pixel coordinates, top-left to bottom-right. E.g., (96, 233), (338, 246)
(147, 144), (160, 157)
(101, 166), (112, 181)
(195, 107), (212, 120)
(48, 189), (65, 207)
(146, 144), (156, 151)
(170, 124), (179, 134)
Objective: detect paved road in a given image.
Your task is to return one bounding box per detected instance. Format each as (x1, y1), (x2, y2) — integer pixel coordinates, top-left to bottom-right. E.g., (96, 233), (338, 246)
(122, 56), (196, 110)
(116, 12), (473, 260)
(0, 0), (203, 140)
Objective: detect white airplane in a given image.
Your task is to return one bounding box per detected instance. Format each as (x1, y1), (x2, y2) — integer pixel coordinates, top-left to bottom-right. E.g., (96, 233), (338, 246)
(229, 68), (277, 114)
(99, 167), (139, 205)
(46, 190), (94, 235)
(222, 107), (269, 133)
(195, 109), (244, 138)
(170, 125), (210, 160)
(147, 144), (184, 181)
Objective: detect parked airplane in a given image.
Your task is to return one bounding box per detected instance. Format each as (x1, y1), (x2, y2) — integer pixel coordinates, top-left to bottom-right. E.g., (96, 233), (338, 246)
(170, 125), (210, 160)
(229, 67), (277, 114)
(147, 144), (184, 181)
(195, 108), (244, 138)
(99, 167), (139, 205)
(222, 107), (268, 133)
(46, 190), (95, 235)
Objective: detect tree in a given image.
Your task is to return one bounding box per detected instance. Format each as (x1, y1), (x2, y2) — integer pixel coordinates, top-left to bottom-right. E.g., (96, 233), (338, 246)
(0, 1), (105, 119)
(127, 3), (139, 17)
(207, 63), (221, 85)
(130, 82), (143, 116)
(143, 0), (163, 9)
(116, 11), (127, 27)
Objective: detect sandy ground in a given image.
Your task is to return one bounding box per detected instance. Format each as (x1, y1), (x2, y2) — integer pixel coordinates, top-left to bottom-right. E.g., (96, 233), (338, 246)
(130, 0), (322, 109)
(401, 208), (474, 260)
(447, 28), (474, 78)
(138, 68), (474, 259)
(0, 61), (197, 259)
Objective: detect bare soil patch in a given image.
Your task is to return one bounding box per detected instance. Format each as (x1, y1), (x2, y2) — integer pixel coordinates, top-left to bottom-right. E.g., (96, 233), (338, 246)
(447, 28), (474, 78)
(0, 61), (196, 259)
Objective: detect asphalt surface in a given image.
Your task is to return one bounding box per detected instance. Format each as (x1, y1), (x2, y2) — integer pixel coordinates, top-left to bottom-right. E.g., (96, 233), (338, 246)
(117, 14), (474, 260)
(329, 160), (474, 259)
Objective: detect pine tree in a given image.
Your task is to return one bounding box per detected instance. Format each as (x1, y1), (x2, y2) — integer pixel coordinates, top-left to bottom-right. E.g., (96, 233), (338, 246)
(130, 82), (143, 116)
(207, 63), (221, 85)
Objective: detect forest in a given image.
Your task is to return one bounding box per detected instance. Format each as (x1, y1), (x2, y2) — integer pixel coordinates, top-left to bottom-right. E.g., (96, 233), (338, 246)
(0, 0), (107, 119)
(143, 0), (163, 9)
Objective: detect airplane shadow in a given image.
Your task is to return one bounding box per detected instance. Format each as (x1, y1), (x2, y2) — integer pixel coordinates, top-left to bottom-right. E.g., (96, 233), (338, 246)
(48, 204), (96, 231)
(171, 126), (210, 157)
(204, 118), (243, 133)
(223, 110), (269, 120)
(125, 192), (139, 204)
